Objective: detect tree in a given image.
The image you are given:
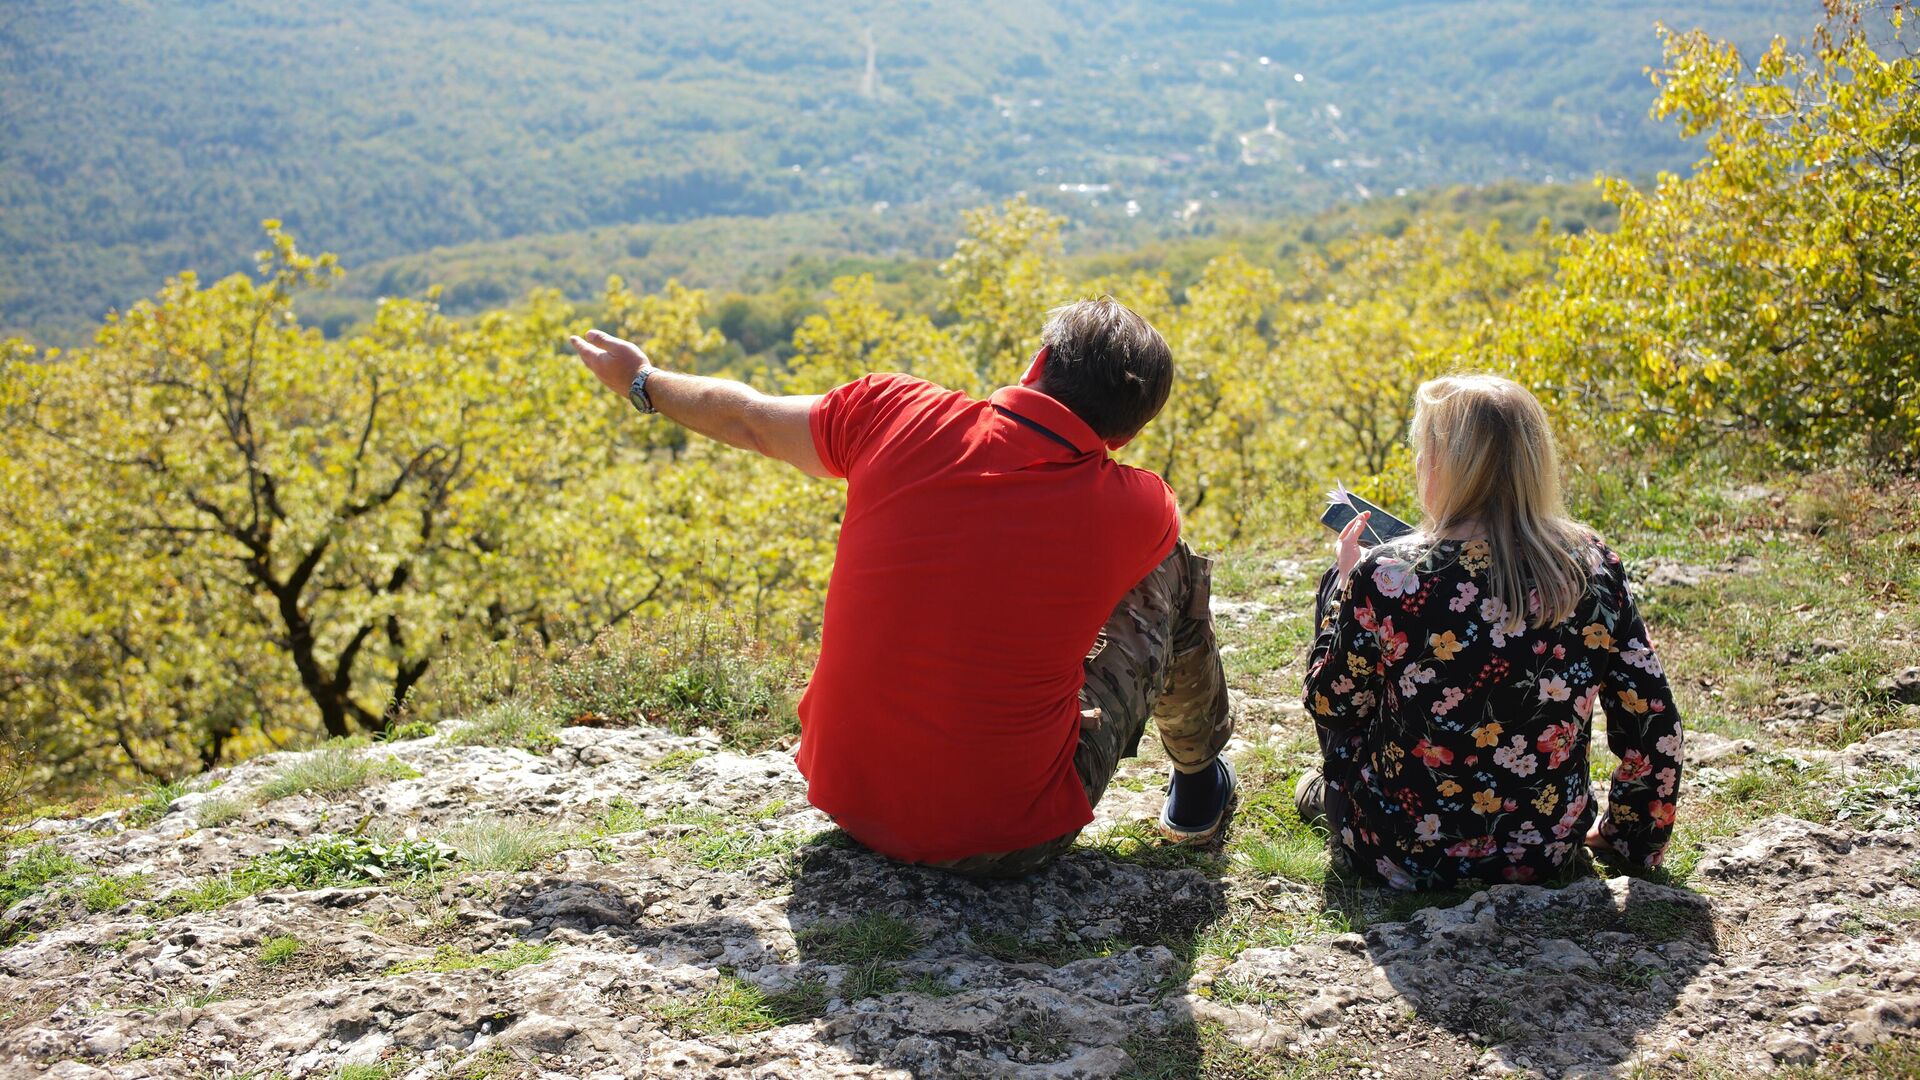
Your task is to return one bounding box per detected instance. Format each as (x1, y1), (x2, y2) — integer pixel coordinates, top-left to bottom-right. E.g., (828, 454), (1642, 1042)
(1504, 1), (1919, 464)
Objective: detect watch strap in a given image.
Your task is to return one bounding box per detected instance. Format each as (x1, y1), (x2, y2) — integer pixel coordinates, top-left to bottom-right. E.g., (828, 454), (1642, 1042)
(627, 368), (657, 414)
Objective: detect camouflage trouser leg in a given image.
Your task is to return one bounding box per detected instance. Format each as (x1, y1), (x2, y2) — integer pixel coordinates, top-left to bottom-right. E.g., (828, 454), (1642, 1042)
(931, 540), (1234, 878)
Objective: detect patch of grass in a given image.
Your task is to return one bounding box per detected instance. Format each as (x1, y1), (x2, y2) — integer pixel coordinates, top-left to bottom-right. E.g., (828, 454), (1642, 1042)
(81, 872), (149, 912)
(1193, 908), (1349, 960)
(441, 700), (559, 753)
(385, 941), (554, 976)
(594, 796), (657, 835)
(122, 1030), (183, 1060)
(123, 780), (190, 827)
(150, 836), (455, 915)
(678, 827), (805, 871)
(1079, 818), (1225, 873)
(1009, 1009), (1072, 1061)
(1660, 753), (1833, 883)
(650, 747), (706, 773)
(537, 616), (807, 750)
(443, 1048), (517, 1079)
(258, 935), (302, 967)
(337, 1062), (408, 1080)
(260, 744), (421, 800)
(905, 973), (962, 997)
(762, 974), (830, 1020)
(438, 817), (570, 873)
(194, 795), (252, 829)
(1207, 975), (1291, 1008)
(1228, 786), (1330, 884)
(796, 912), (924, 964)
(378, 720), (437, 742)
(1832, 766), (1920, 830)
(840, 958), (900, 999)
(0, 844), (83, 911)
(651, 971), (819, 1035)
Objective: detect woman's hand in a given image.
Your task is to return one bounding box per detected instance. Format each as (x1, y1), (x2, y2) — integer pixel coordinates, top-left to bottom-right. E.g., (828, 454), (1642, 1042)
(1335, 511), (1371, 579)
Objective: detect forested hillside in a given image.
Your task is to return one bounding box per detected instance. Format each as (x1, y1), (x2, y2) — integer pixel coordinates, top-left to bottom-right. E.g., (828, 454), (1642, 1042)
(1, 0), (1807, 342)
(2, 6), (1912, 792)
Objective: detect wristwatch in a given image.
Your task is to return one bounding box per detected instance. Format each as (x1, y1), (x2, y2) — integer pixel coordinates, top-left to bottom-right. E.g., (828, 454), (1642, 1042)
(627, 367), (658, 414)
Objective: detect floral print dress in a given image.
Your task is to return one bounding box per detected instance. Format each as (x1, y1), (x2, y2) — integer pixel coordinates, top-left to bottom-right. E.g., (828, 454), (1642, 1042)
(1303, 535), (1681, 890)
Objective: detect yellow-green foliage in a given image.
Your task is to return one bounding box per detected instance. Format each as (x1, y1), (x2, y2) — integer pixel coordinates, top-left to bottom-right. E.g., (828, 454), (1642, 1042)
(0, 6), (1910, 791)
(1504, 5), (1919, 464)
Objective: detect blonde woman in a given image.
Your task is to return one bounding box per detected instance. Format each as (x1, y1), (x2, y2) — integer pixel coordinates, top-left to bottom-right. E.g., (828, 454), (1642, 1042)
(1298, 375), (1681, 889)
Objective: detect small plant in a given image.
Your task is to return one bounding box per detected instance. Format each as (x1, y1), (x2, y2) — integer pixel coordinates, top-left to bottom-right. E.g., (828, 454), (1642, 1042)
(1208, 975), (1289, 1008)
(258, 935), (302, 967)
(0, 844), (82, 911)
(81, 872), (149, 913)
(337, 1061), (409, 1080)
(150, 836), (455, 915)
(649, 747), (706, 773)
(796, 912), (924, 964)
(839, 958), (899, 1000)
(260, 744), (420, 800)
(536, 617), (806, 750)
(678, 827), (804, 871)
(760, 975), (829, 1021)
(905, 973), (963, 998)
(1008, 1009), (1072, 1061)
(649, 972), (817, 1035)
(438, 817), (570, 873)
(378, 720), (437, 743)
(124, 780), (189, 827)
(194, 795), (251, 829)
(122, 1030), (184, 1060)
(440, 700), (558, 753)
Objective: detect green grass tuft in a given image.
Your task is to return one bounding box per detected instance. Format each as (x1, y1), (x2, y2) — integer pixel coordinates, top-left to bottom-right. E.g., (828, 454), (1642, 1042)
(258, 934), (302, 966)
(437, 817), (569, 873)
(441, 700), (558, 753)
(796, 912), (924, 964)
(81, 872), (149, 913)
(193, 795), (252, 829)
(260, 744), (420, 801)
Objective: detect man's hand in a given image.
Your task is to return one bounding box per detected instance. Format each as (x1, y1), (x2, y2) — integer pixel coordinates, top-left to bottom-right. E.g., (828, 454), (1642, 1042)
(569, 329), (652, 399)
(1335, 510), (1371, 579)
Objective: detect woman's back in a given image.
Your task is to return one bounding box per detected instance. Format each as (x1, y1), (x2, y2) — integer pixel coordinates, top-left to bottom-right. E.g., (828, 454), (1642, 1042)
(1303, 532), (1681, 889)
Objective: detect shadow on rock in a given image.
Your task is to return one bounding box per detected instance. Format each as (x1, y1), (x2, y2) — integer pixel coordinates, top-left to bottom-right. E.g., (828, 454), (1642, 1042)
(778, 837), (1228, 1077)
(1350, 874), (1719, 1077)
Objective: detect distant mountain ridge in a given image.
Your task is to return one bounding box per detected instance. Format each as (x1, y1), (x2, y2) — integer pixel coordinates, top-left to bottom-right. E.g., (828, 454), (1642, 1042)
(1, 0), (1803, 342)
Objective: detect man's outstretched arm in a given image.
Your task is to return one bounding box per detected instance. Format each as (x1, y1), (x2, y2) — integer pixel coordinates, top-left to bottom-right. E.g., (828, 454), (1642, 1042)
(569, 328), (831, 478)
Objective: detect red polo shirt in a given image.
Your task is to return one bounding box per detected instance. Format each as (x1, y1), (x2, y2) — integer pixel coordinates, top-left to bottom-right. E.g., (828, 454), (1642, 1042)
(797, 373), (1179, 862)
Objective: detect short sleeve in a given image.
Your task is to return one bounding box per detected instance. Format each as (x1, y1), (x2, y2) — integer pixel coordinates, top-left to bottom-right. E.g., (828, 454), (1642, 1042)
(809, 373), (942, 479)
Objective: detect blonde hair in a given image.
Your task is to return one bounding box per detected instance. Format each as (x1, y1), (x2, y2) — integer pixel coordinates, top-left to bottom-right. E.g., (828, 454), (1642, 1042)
(1410, 375), (1597, 632)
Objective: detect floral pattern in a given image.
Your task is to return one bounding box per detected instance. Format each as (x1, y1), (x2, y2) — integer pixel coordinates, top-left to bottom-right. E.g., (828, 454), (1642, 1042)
(1304, 536), (1682, 889)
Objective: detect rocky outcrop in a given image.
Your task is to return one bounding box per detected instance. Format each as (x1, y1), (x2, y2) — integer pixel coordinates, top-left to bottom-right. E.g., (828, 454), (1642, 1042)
(2, 725), (1917, 1078)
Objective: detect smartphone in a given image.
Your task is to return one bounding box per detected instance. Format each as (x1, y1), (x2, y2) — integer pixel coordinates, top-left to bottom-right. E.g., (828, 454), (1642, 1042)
(1320, 490), (1415, 545)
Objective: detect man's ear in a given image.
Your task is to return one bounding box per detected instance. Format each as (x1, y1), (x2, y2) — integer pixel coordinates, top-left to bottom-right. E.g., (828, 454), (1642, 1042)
(1105, 432), (1135, 451)
(1019, 346), (1049, 387)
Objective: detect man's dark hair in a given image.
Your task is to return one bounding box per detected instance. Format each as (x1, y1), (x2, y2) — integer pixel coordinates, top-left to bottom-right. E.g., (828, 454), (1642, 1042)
(1036, 297), (1174, 442)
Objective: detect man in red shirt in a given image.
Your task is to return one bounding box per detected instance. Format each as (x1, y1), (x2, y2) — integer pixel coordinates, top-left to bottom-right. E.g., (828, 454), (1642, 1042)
(569, 298), (1233, 875)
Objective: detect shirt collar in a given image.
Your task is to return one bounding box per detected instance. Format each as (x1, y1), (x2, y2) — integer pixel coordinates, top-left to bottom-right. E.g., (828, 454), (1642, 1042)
(987, 385), (1103, 456)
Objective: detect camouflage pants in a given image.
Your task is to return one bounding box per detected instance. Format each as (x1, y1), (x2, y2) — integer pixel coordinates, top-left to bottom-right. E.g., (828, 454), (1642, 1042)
(930, 540), (1234, 878)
